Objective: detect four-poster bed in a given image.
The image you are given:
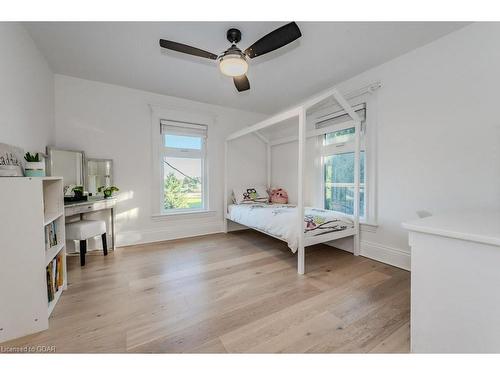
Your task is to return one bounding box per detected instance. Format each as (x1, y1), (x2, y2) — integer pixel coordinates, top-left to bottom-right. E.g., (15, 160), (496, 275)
(224, 86), (362, 274)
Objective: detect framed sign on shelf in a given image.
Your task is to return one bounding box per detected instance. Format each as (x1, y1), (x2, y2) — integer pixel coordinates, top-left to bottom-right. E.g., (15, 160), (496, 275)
(0, 143), (24, 177)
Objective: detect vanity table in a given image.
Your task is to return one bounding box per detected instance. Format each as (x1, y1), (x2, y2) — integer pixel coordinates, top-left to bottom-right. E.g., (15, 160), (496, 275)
(64, 197), (117, 250)
(46, 146), (118, 252)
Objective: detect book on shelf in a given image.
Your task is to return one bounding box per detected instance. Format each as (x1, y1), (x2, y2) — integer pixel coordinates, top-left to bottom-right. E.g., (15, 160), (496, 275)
(46, 254), (64, 303)
(57, 256), (63, 287)
(46, 266), (53, 302)
(44, 221), (58, 250)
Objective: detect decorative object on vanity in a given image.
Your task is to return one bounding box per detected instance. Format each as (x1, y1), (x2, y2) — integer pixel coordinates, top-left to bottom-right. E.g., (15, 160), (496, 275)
(63, 195), (88, 203)
(98, 185), (119, 198)
(24, 152), (46, 177)
(0, 142), (24, 177)
(63, 184), (88, 202)
(159, 22), (301, 92)
(72, 185), (84, 199)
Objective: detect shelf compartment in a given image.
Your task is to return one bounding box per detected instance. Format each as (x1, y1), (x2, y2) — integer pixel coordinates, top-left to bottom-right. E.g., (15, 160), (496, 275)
(42, 179), (64, 221)
(43, 211), (64, 226)
(45, 243), (65, 266)
(48, 288), (63, 316)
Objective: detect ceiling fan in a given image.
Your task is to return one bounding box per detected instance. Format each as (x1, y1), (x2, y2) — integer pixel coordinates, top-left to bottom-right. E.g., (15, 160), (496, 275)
(159, 22), (302, 92)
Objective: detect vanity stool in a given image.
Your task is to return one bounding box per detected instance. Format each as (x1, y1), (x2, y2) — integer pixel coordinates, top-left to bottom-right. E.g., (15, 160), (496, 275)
(65, 220), (108, 266)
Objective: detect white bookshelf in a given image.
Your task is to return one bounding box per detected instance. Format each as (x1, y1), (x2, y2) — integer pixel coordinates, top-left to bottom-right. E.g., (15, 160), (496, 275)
(0, 177), (67, 343)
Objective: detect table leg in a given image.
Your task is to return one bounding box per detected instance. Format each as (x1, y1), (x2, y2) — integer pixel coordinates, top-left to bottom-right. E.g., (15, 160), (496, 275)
(111, 207), (115, 251)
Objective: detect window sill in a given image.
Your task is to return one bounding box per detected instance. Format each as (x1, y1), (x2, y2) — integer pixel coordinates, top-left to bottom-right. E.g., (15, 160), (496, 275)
(152, 210), (217, 220)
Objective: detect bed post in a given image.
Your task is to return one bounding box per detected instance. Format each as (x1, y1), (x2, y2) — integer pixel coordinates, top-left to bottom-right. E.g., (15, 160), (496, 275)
(297, 107), (306, 274)
(223, 139), (229, 233)
(353, 120), (361, 256)
(267, 143), (271, 189)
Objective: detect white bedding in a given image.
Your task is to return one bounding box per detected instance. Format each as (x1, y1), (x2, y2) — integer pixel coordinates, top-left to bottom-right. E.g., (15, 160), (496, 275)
(227, 203), (354, 252)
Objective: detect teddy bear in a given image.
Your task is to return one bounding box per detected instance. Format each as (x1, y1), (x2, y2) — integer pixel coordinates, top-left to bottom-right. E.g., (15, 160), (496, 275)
(269, 188), (288, 204)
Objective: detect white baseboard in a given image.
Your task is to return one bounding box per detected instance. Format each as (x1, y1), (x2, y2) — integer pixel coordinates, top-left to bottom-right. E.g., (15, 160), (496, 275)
(116, 221), (222, 247)
(325, 239), (410, 271)
(360, 240), (410, 271)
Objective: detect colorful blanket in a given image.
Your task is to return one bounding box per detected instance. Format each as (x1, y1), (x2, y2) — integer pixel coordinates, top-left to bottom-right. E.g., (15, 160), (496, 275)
(228, 204), (354, 252)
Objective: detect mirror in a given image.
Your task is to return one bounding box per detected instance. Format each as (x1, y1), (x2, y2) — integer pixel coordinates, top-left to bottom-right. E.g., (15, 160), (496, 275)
(86, 158), (113, 195)
(46, 147), (85, 193)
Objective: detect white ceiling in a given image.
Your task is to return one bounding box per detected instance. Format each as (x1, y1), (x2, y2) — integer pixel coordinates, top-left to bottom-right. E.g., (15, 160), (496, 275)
(24, 22), (469, 114)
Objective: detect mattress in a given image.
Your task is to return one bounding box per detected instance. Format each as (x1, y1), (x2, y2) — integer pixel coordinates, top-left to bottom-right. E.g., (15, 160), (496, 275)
(227, 203), (354, 252)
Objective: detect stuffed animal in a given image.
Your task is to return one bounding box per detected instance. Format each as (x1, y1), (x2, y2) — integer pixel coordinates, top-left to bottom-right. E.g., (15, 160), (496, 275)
(270, 188), (288, 204)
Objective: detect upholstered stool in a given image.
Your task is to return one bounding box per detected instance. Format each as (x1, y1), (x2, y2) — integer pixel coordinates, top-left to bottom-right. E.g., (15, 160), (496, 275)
(66, 220), (108, 266)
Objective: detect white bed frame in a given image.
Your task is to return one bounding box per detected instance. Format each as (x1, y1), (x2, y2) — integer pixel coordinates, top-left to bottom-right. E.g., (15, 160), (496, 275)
(224, 86), (362, 274)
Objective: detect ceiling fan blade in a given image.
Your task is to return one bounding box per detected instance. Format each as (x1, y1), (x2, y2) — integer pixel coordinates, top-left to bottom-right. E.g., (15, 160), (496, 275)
(244, 22), (302, 59)
(159, 39), (218, 60)
(233, 75), (250, 92)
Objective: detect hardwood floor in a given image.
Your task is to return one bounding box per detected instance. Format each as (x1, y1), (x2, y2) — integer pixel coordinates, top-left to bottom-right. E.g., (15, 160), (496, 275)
(4, 230), (410, 353)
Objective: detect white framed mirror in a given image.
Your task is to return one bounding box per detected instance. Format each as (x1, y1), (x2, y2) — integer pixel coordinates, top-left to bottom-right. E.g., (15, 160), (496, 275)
(86, 158), (113, 196)
(46, 147), (85, 193)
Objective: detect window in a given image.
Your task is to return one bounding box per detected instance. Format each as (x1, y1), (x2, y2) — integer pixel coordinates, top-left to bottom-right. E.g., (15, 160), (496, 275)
(319, 105), (366, 219)
(324, 149), (365, 217)
(160, 120), (208, 213)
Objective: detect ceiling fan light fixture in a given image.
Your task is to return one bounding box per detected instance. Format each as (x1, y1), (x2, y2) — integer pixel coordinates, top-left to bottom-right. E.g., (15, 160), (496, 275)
(219, 55), (248, 77)
(159, 22), (302, 92)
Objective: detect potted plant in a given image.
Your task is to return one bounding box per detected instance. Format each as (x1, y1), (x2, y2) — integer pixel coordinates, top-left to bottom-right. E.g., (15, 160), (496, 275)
(98, 185), (119, 199)
(24, 152), (45, 177)
(72, 185), (84, 199)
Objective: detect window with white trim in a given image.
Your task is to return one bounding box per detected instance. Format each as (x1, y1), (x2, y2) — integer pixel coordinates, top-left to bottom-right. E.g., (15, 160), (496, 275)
(160, 120), (208, 213)
(319, 104), (366, 219)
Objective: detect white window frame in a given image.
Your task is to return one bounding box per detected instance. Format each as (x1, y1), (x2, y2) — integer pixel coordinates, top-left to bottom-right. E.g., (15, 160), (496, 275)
(312, 96), (377, 226)
(150, 106), (214, 218)
(161, 122), (208, 214)
(319, 122), (367, 220)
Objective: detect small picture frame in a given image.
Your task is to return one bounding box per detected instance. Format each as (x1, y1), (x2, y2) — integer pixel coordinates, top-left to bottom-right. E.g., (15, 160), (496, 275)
(0, 143), (24, 177)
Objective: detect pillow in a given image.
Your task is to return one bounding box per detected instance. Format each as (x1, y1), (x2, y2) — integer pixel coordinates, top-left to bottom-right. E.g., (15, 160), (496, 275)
(233, 186), (269, 204)
(269, 187), (289, 204)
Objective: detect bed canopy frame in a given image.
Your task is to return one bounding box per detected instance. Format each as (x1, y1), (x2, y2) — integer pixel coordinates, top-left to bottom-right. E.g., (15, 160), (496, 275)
(224, 86), (362, 274)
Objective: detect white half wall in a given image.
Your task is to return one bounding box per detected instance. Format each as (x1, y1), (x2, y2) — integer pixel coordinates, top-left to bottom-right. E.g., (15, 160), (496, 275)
(54, 75), (266, 246)
(0, 23), (54, 151)
(270, 22), (500, 270)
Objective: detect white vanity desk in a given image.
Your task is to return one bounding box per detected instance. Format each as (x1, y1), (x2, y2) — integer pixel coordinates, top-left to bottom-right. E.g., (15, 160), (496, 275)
(64, 197), (117, 250)
(403, 212), (500, 353)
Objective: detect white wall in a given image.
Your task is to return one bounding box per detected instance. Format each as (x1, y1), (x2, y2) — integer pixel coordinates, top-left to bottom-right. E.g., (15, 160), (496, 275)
(272, 22), (500, 269)
(0, 23), (54, 151)
(271, 138), (316, 205)
(226, 134), (268, 231)
(54, 75), (265, 246)
(227, 135), (267, 192)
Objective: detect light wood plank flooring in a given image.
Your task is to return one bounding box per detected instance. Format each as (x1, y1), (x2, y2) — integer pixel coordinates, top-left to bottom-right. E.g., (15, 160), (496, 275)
(5, 230), (410, 353)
